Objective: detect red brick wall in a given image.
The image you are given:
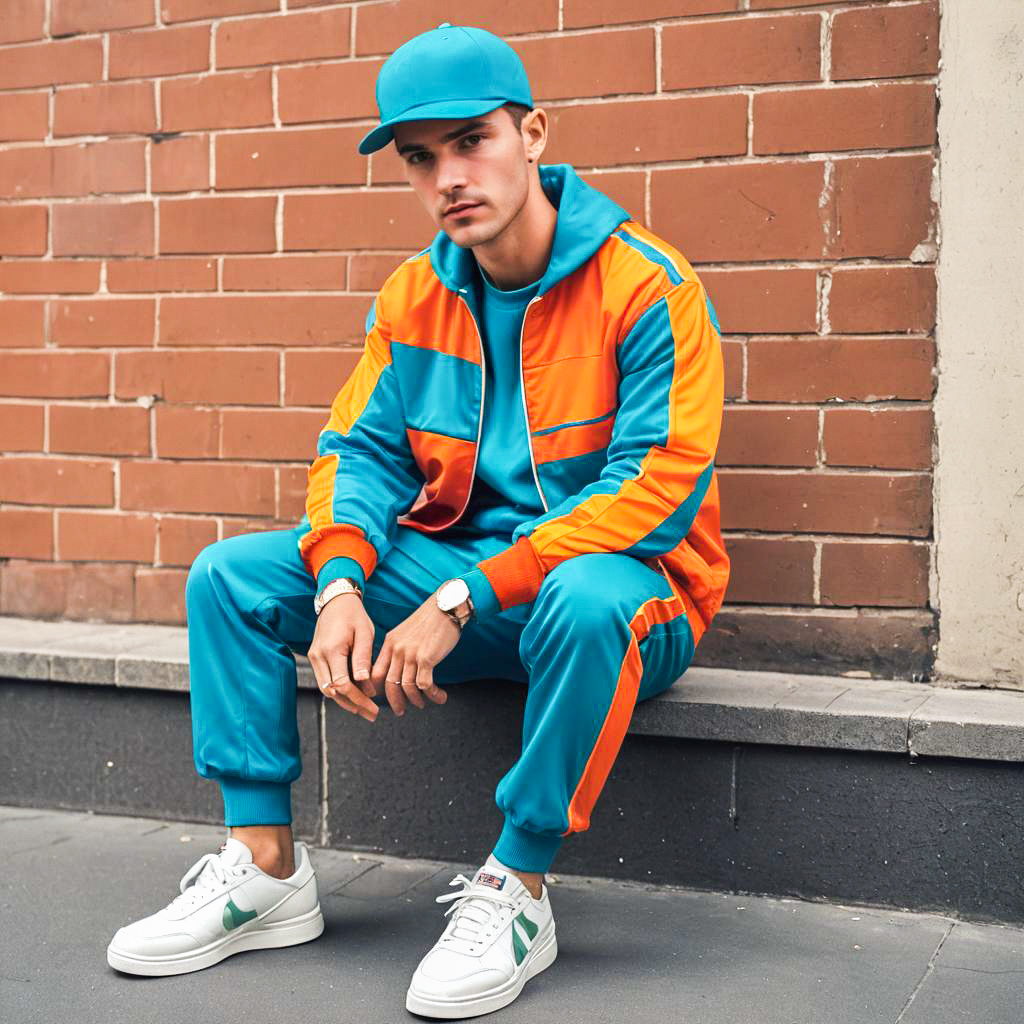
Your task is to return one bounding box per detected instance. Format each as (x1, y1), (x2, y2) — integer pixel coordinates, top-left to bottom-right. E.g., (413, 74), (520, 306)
(0, 0), (938, 678)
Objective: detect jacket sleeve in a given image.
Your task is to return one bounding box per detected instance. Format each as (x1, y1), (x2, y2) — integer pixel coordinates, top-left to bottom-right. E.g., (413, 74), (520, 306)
(297, 289), (424, 593)
(459, 277), (724, 621)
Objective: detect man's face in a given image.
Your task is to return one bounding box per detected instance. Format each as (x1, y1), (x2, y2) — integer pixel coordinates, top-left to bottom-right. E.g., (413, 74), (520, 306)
(392, 108), (532, 248)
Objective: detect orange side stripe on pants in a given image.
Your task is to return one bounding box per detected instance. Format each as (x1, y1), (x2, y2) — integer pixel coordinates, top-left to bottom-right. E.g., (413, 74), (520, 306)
(562, 590), (691, 836)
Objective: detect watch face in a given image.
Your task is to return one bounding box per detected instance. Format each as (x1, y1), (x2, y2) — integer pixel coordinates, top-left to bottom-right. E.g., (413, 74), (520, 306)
(438, 578), (470, 611)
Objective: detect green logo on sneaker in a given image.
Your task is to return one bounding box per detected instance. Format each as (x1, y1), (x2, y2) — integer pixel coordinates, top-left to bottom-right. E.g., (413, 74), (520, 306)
(222, 897), (257, 931)
(512, 911), (538, 965)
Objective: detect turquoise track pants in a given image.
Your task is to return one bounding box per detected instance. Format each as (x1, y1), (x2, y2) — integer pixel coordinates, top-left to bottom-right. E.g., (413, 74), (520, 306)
(185, 522), (696, 873)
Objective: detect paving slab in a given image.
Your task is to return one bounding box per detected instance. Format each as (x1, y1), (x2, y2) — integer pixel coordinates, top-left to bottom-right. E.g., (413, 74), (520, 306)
(1, 805), (1022, 1024)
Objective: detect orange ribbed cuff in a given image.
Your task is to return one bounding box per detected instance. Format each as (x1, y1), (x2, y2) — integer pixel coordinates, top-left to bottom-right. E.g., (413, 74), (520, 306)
(298, 524), (377, 581)
(476, 535), (546, 611)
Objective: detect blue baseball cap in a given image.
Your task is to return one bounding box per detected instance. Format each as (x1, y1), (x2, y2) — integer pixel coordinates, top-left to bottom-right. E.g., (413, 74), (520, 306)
(357, 23), (534, 156)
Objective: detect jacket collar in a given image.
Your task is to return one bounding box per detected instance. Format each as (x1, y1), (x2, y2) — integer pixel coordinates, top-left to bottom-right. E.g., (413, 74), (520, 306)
(428, 162), (631, 302)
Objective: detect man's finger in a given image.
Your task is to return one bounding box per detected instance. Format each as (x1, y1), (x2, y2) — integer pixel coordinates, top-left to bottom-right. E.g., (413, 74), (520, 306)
(384, 668), (407, 716)
(351, 621), (376, 696)
(417, 663), (447, 705)
(399, 658), (426, 709)
(308, 650), (336, 700)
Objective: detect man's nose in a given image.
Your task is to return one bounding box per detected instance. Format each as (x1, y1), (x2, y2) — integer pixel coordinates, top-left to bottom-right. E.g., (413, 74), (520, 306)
(434, 153), (468, 196)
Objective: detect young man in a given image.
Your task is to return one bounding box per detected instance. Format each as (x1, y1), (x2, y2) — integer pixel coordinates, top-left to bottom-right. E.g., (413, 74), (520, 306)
(107, 23), (729, 1019)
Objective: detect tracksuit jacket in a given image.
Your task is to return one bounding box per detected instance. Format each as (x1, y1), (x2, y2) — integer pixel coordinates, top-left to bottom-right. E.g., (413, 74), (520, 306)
(293, 162), (730, 650)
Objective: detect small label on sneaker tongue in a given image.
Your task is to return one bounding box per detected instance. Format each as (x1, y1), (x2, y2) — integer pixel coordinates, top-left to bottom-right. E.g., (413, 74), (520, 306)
(476, 870), (506, 891)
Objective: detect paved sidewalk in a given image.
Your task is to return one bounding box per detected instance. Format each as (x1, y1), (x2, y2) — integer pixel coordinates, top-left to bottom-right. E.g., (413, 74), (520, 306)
(1, 805), (1020, 1024)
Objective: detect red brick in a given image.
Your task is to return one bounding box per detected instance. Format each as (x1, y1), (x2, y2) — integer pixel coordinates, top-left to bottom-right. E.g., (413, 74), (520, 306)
(162, 0), (277, 23)
(722, 341), (743, 400)
(514, 29), (656, 101)
(65, 562), (135, 621)
(215, 126), (365, 189)
(154, 405), (221, 458)
(50, 298), (155, 348)
(160, 294), (366, 346)
(0, 456), (115, 507)
(820, 541), (929, 607)
(753, 82), (936, 155)
(159, 195), (277, 254)
(157, 515), (218, 566)
(121, 460), (276, 515)
(368, 143), (409, 186)
(284, 349), (362, 406)
(356, 1), (557, 57)
(134, 567), (187, 624)
(0, 205), (47, 256)
(827, 154), (936, 260)
(717, 407), (818, 467)
(721, 536), (815, 605)
(115, 350), (279, 405)
(565, 0), (737, 28)
(346, 254), (410, 293)
(220, 516), (295, 539)
(53, 81), (157, 138)
(0, 260), (99, 294)
(580, 172), (646, 225)
(57, 510), (156, 562)
(161, 70), (273, 132)
(0, 562), (71, 618)
(0, 352), (110, 398)
(0, 37), (103, 89)
(278, 465), (307, 520)
(0, 0), (45, 44)
(652, 161), (825, 262)
(828, 266), (936, 334)
(52, 0), (153, 34)
(545, 94), (747, 168)
(221, 408), (325, 460)
(222, 255), (348, 292)
(284, 191), (434, 250)
(663, 13), (820, 90)
(278, 58), (383, 124)
(0, 402), (45, 450)
(0, 90), (49, 142)
(747, 337), (935, 403)
(106, 258), (217, 293)
(832, 2), (939, 82)
(109, 23), (211, 80)
(0, 300), (45, 347)
(823, 408), (933, 470)
(718, 470), (932, 536)
(0, 508), (52, 558)
(216, 7), (351, 69)
(751, 0), (883, 8)
(50, 404), (151, 456)
(52, 200), (154, 257)
(699, 269), (818, 334)
(0, 141), (147, 200)
(152, 133), (211, 193)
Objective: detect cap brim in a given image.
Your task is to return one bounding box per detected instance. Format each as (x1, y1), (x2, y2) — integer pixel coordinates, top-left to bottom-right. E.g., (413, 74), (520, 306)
(357, 98), (512, 155)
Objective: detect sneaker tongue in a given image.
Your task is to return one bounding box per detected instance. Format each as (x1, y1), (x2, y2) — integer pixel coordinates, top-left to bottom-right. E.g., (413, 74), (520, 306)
(217, 837), (254, 866)
(473, 857), (522, 896)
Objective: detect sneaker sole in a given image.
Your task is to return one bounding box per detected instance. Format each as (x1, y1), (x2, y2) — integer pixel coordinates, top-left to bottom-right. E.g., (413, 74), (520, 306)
(106, 903), (324, 977)
(405, 924), (557, 1019)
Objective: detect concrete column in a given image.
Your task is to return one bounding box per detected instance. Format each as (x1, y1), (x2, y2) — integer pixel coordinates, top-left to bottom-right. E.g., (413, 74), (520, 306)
(934, 1), (1024, 686)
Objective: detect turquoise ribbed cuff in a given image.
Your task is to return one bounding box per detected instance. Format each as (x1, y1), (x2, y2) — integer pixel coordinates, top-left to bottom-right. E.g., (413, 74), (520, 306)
(316, 555), (367, 595)
(219, 778), (292, 826)
(460, 566), (502, 622)
(493, 816), (564, 874)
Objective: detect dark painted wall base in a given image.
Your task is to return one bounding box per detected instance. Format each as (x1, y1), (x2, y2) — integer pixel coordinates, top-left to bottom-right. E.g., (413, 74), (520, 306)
(3, 677), (1021, 927)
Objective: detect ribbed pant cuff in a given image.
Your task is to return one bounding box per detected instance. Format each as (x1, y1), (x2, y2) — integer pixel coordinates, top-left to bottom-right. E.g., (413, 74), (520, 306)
(218, 778), (292, 826)
(493, 816), (564, 874)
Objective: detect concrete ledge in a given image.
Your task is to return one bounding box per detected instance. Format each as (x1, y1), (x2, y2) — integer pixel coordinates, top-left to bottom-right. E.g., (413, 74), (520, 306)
(1, 614), (1022, 763)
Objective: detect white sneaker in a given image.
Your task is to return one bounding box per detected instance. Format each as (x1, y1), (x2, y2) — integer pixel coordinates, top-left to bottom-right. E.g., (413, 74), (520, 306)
(406, 855), (557, 1018)
(106, 836), (324, 976)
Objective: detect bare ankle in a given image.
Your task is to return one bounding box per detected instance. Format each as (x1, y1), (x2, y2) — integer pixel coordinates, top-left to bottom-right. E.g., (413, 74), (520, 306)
(229, 824), (296, 879)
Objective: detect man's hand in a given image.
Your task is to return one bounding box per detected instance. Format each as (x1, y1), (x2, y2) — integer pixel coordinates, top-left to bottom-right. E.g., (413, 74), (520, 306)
(307, 593), (380, 723)
(370, 592), (461, 716)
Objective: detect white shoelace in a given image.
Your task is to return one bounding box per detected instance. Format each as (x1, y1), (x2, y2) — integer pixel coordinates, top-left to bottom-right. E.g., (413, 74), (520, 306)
(435, 873), (520, 947)
(166, 851), (250, 911)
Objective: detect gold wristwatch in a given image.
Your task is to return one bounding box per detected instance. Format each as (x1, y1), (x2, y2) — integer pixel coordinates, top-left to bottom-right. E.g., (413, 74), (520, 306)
(313, 577), (363, 616)
(436, 578), (474, 630)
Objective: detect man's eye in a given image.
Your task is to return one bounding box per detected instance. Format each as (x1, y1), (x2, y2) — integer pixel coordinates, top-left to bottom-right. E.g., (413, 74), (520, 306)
(409, 152), (429, 165)
(463, 134), (483, 146)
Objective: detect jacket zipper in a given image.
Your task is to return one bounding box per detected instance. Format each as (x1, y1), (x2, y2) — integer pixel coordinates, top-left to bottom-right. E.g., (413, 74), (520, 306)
(450, 289), (548, 528)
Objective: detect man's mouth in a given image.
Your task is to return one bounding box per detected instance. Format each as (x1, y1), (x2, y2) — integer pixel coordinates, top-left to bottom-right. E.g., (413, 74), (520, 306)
(444, 202), (482, 217)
